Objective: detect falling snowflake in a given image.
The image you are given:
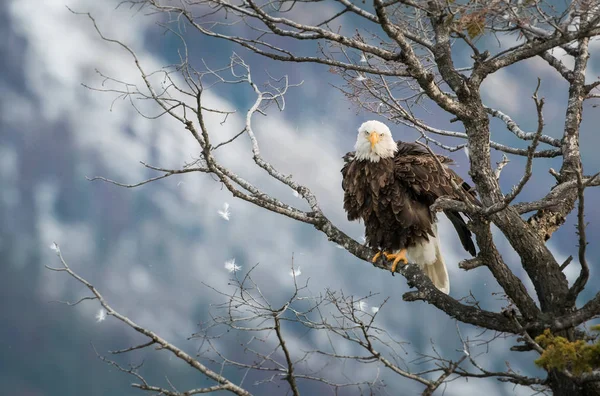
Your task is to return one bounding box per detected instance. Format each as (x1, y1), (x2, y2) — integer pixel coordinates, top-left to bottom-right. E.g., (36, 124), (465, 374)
(370, 306), (380, 314)
(49, 242), (60, 255)
(355, 301), (368, 312)
(289, 267), (302, 277)
(95, 308), (106, 323)
(292, 190), (300, 198)
(217, 202), (231, 221)
(224, 258), (241, 273)
(359, 53), (367, 63)
(335, 244), (344, 249)
(177, 181), (184, 187)
(355, 74), (367, 82)
(360, 235), (367, 244)
(463, 146), (470, 159)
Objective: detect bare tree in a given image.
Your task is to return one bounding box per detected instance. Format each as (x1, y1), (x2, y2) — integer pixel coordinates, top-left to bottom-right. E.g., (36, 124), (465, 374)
(47, 1), (600, 395)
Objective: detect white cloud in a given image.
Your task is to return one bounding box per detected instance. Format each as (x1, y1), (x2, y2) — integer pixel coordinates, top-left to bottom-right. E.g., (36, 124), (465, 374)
(129, 265), (153, 293)
(480, 68), (523, 115)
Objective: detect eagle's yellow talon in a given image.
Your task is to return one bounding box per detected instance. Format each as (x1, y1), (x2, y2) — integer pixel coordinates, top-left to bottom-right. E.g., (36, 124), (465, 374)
(384, 249), (408, 273)
(371, 251), (382, 263)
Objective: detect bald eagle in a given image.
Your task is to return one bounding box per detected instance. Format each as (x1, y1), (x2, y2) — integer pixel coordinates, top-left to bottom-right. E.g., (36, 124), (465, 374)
(341, 120), (477, 294)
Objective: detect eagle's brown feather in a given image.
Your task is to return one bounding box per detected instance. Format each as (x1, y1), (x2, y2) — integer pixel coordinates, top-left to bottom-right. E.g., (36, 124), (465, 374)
(341, 141), (476, 256)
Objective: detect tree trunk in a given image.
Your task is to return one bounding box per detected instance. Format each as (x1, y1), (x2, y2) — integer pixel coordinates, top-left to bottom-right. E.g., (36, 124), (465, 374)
(549, 372), (600, 396)
(463, 113), (570, 314)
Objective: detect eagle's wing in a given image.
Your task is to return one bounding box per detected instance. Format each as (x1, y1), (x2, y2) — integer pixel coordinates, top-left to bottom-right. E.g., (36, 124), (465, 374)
(341, 151), (355, 192)
(393, 142), (474, 204)
(394, 154), (456, 203)
(341, 151), (362, 221)
(393, 142), (477, 255)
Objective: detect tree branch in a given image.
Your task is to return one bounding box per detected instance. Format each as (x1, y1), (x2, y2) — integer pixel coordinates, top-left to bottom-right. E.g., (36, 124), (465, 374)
(46, 246), (253, 396)
(472, 26), (600, 85)
(484, 80), (546, 215)
(273, 312), (300, 396)
(372, 0), (464, 116)
(527, 35), (590, 241)
(485, 106), (560, 148)
(565, 169), (590, 305)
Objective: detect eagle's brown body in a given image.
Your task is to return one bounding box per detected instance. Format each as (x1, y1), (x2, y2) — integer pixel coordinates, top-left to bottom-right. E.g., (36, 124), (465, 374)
(341, 141), (476, 262)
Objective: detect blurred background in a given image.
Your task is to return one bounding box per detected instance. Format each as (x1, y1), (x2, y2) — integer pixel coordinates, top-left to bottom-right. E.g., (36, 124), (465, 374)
(1, 1), (600, 395)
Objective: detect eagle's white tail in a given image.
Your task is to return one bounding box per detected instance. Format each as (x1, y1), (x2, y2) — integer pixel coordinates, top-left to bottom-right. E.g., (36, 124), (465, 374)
(406, 224), (450, 294)
(421, 240), (449, 294)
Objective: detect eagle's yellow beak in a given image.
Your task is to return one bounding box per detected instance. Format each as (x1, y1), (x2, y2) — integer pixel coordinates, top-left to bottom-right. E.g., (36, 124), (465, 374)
(368, 131), (380, 149)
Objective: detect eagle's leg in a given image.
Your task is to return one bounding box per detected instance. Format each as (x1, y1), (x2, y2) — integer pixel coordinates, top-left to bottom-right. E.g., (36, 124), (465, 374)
(384, 249), (408, 273)
(371, 251), (383, 263)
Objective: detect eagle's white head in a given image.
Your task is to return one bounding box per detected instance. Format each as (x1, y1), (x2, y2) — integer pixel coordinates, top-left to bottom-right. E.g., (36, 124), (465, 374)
(354, 120), (398, 162)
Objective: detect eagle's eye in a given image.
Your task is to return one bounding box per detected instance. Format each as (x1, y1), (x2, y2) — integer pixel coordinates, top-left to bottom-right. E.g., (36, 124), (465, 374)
(364, 130), (370, 135)
(379, 133), (384, 137)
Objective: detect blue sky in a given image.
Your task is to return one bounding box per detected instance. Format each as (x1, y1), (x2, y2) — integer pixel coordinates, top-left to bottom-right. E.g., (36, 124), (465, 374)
(1, 0), (599, 395)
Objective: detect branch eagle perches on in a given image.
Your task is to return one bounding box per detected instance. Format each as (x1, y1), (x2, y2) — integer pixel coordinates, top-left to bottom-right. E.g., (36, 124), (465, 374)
(53, 1), (600, 394)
